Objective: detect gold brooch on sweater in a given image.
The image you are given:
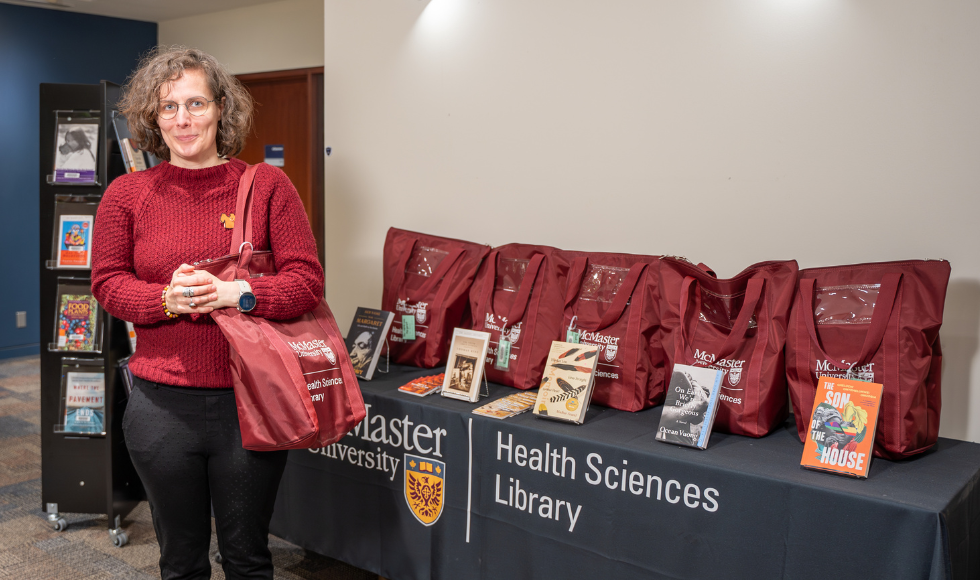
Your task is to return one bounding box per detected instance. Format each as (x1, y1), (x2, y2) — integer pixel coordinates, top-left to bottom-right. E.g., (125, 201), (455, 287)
(220, 213), (235, 229)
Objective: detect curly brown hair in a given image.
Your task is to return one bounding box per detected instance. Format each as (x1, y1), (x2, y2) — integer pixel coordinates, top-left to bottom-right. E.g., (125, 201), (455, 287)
(118, 46), (253, 161)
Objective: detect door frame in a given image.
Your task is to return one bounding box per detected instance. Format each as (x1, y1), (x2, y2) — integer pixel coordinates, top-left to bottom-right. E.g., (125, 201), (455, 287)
(237, 66), (325, 267)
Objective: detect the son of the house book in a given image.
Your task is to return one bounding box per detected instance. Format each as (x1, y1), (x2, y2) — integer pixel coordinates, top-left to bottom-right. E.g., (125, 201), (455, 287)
(532, 341), (599, 424)
(655, 364), (724, 449)
(344, 307), (395, 380)
(440, 328), (492, 402)
(801, 376), (883, 479)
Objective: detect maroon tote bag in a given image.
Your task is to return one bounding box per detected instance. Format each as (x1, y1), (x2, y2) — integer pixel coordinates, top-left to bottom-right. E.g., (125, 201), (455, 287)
(382, 228), (490, 368)
(558, 251), (663, 411)
(660, 258), (799, 437)
(786, 260), (950, 460)
(467, 244), (566, 390)
(198, 164), (366, 451)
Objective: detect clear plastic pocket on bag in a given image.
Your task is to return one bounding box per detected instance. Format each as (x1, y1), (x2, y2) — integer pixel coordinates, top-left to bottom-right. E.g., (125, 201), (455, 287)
(578, 264), (629, 304)
(494, 258), (529, 294)
(404, 246), (449, 278)
(699, 289), (757, 330)
(813, 284), (880, 325)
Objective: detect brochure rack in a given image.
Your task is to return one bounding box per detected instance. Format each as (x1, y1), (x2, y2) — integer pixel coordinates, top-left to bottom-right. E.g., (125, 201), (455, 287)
(38, 81), (143, 548)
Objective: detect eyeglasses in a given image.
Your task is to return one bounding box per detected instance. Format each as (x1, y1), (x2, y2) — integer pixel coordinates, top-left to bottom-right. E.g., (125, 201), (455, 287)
(157, 96), (216, 120)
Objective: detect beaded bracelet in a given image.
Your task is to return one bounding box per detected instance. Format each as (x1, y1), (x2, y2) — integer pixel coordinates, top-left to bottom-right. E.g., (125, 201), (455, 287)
(162, 285), (179, 319)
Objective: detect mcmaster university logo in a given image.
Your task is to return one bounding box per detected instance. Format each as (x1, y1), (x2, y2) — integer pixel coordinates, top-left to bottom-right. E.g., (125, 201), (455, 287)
(404, 453), (445, 526)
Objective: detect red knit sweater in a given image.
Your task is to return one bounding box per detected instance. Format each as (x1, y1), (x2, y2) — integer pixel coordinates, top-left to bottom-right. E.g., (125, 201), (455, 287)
(91, 158), (324, 388)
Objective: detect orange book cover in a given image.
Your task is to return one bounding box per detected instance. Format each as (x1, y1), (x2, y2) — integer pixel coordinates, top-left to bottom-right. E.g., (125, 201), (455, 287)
(800, 376), (883, 478)
(398, 374), (445, 397)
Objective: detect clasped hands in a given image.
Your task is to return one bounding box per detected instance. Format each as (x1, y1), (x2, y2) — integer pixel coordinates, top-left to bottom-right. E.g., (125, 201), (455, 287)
(165, 263), (241, 315)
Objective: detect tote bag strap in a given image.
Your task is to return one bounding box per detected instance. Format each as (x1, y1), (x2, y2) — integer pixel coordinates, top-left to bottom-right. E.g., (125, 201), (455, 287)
(480, 252), (546, 331)
(230, 163), (261, 252)
(799, 272), (902, 369)
(227, 163), (261, 278)
(563, 258), (648, 332)
(677, 276), (765, 364)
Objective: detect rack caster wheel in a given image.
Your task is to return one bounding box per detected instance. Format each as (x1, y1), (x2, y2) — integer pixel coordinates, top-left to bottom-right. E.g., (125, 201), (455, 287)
(109, 527), (128, 548)
(214, 552), (224, 564)
(52, 517), (68, 532)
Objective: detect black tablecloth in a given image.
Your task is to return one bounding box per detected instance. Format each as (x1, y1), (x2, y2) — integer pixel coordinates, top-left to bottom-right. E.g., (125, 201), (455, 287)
(270, 365), (980, 580)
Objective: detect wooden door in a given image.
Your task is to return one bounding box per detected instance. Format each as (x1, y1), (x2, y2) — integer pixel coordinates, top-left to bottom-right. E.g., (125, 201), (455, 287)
(236, 67), (325, 266)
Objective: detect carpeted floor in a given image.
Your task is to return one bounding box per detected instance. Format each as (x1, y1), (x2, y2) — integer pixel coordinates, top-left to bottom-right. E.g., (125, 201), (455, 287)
(0, 355), (378, 580)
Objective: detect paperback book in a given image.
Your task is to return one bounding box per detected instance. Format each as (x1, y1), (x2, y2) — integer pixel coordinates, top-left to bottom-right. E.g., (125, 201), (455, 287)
(655, 364), (724, 449)
(53, 283), (101, 352)
(56, 214), (94, 268)
(440, 329), (491, 402)
(532, 341), (599, 424)
(801, 376), (883, 479)
(344, 307), (394, 380)
(473, 390), (538, 420)
(62, 370), (105, 434)
(52, 113), (99, 184)
(397, 373), (445, 397)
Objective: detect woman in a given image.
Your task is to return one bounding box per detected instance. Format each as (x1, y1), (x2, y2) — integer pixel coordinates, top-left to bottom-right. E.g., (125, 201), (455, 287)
(91, 46), (322, 579)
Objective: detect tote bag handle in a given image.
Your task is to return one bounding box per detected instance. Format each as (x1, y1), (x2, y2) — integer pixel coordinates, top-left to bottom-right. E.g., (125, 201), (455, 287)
(563, 257), (647, 332)
(799, 272), (902, 370)
(388, 238), (465, 307)
(677, 276), (765, 364)
(480, 251), (546, 332)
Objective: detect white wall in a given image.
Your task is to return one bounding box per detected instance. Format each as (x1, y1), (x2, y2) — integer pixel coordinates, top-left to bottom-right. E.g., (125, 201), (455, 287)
(323, 0), (980, 442)
(159, 0), (323, 75)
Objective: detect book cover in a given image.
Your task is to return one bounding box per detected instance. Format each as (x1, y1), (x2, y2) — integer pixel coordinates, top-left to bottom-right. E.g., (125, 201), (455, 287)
(55, 293), (99, 351)
(398, 373), (445, 397)
(532, 341), (600, 424)
(656, 364), (724, 449)
(53, 118), (99, 184)
(440, 329), (492, 402)
(62, 371), (105, 434)
(56, 214), (94, 269)
(473, 390), (538, 420)
(344, 307), (395, 380)
(801, 376), (883, 479)
(121, 138), (147, 172)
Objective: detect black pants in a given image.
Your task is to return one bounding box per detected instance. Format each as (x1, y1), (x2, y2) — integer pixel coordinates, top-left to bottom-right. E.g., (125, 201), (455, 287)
(123, 377), (288, 580)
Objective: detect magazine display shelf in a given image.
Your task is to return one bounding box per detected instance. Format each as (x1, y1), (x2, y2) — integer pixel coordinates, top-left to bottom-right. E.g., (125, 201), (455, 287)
(39, 81), (144, 548)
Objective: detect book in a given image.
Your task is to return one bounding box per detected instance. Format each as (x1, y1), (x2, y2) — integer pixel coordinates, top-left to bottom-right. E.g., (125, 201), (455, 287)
(125, 321), (137, 353)
(532, 341), (600, 424)
(62, 371), (105, 434)
(54, 290), (100, 352)
(397, 373), (445, 397)
(473, 390), (538, 419)
(121, 138), (147, 172)
(440, 329), (492, 402)
(52, 114), (99, 184)
(344, 307), (394, 380)
(655, 364), (724, 449)
(801, 376), (883, 478)
(56, 214), (94, 268)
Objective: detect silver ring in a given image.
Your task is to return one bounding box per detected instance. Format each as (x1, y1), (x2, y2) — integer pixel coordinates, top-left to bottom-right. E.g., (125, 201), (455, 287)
(182, 287), (194, 298)
(189, 302), (197, 308)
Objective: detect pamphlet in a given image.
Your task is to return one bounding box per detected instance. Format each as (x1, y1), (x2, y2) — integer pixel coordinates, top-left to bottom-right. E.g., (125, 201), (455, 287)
(473, 390), (538, 420)
(398, 373), (446, 397)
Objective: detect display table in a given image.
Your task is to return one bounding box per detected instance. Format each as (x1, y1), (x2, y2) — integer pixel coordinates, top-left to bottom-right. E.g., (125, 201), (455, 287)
(269, 365), (980, 580)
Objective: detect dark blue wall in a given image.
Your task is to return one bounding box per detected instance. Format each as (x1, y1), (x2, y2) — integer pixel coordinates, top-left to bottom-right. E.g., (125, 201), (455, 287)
(0, 4), (156, 359)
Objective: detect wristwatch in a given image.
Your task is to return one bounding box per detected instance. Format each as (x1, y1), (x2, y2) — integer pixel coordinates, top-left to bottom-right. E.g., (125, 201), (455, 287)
(235, 279), (256, 313)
